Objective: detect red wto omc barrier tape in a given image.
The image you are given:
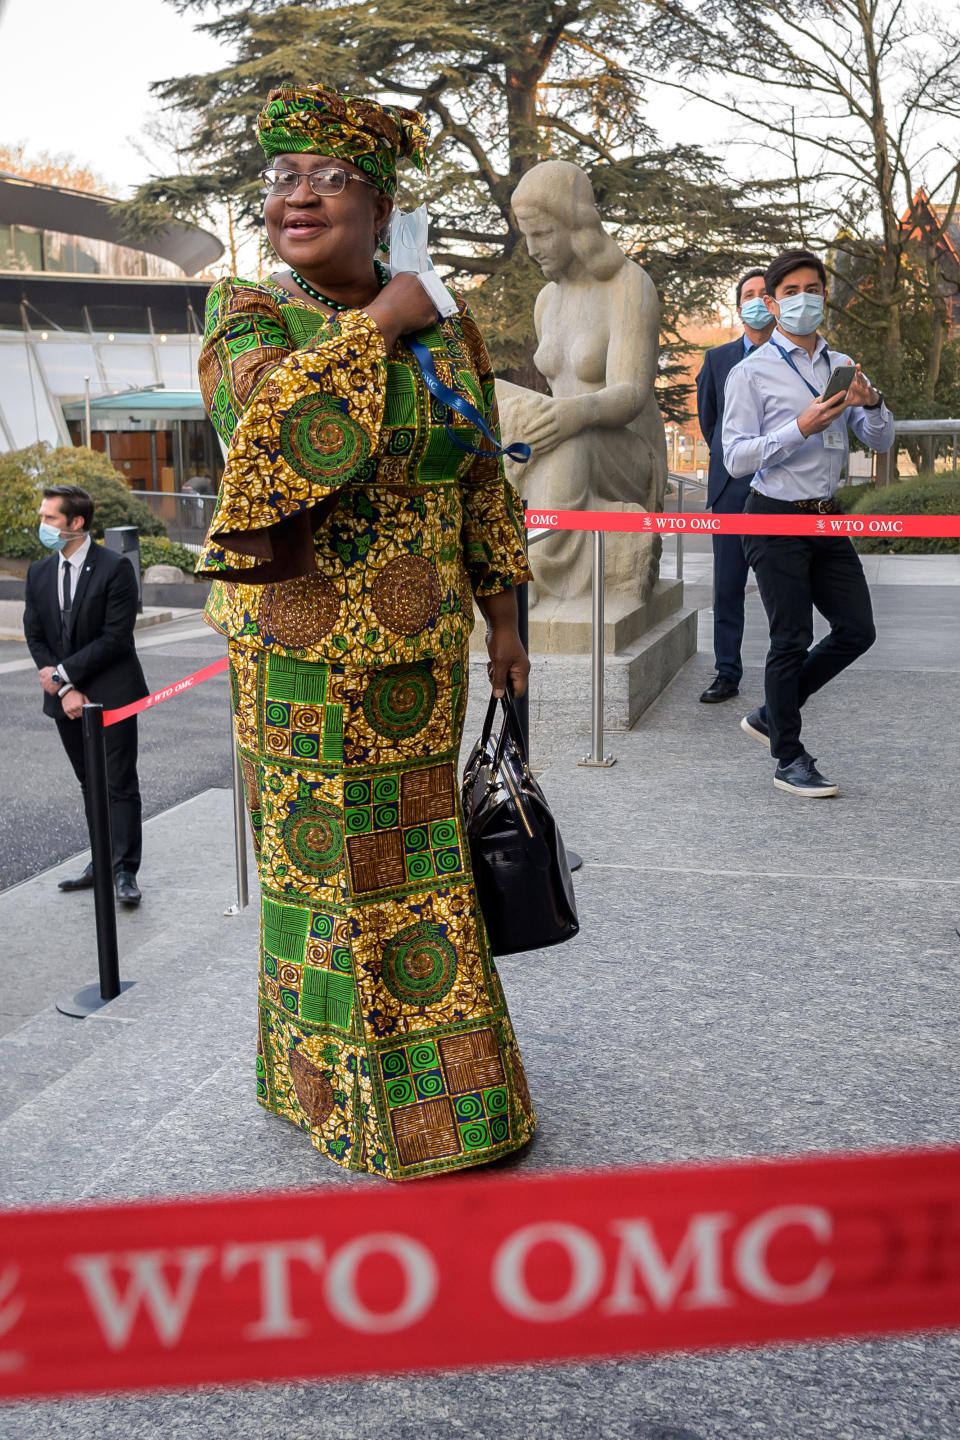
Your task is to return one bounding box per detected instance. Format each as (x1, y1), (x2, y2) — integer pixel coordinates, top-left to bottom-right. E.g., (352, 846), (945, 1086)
(103, 656), (229, 727)
(1, 1145), (959, 1402)
(100, 511), (955, 727)
(524, 508), (960, 538)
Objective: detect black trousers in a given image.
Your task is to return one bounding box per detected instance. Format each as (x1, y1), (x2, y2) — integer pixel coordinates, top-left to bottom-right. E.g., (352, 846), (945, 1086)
(55, 713), (142, 874)
(711, 486), (751, 684)
(742, 493), (876, 764)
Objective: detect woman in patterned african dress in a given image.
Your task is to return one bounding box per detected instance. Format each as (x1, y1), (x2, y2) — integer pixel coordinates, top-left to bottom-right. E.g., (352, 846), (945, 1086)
(197, 84), (537, 1181)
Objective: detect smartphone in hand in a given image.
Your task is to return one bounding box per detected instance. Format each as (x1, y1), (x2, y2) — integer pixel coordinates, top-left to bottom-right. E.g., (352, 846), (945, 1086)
(821, 364), (857, 402)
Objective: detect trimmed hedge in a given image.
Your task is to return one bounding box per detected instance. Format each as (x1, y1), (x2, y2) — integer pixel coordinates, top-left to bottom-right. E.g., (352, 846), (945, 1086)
(843, 473), (960, 554)
(138, 536), (200, 575)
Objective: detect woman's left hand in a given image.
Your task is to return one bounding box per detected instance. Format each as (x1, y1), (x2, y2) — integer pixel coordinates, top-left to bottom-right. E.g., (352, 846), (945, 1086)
(476, 588), (530, 697)
(486, 623), (530, 698)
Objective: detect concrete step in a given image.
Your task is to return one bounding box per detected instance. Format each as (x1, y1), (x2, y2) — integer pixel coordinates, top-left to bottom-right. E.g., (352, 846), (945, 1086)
(0, 955), (253, 1206)
(0, 882), (259, 1131)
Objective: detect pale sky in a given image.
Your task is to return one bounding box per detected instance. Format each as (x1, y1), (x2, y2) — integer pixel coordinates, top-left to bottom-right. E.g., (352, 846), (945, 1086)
(0, 0), (712, 201)
(0, 0), (229, 195)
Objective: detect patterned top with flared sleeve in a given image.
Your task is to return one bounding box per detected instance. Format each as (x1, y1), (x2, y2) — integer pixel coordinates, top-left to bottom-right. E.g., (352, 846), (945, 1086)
(196, 277), (531, 665)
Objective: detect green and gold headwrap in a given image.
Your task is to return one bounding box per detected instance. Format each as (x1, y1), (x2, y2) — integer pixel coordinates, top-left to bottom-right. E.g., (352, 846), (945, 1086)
(257, 84), (429, 197)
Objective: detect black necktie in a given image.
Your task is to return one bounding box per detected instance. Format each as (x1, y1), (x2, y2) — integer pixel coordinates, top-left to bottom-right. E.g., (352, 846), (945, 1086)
(60, 561), (72, 652)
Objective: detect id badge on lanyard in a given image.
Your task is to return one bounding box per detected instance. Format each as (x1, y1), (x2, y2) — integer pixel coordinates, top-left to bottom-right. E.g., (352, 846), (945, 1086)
(822, 428), (845, 451)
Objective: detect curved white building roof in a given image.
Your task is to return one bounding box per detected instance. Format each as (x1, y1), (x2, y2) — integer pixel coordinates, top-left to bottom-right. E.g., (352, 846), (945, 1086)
(0, 172), (223, 276)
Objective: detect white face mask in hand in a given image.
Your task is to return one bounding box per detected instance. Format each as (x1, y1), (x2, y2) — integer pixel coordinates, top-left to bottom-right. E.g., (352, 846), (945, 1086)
(386, 204), (457, 319)
(775, 293), (825, 336)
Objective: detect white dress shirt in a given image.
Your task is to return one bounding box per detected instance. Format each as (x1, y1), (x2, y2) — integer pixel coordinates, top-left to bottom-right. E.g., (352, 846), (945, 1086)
(56, 534), (91, 691)
(721, 329), (894, 502)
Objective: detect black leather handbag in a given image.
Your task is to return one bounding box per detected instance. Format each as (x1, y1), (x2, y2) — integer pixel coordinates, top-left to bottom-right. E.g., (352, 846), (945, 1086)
(461, 691), (579, 956)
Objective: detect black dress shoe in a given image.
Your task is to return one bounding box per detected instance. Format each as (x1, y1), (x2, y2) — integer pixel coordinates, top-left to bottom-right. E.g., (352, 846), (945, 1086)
(115, 871), (142, 905)
(699, 675), (740, 703)
(58, 863), (95, 892)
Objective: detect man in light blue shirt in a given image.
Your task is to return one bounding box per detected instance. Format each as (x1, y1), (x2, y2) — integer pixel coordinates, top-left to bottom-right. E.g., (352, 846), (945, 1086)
(722, 248), (894, 798)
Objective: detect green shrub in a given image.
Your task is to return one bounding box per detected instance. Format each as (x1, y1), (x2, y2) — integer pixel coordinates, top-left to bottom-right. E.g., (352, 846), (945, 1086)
(0, 443), (166, 559)
(846, 472), (960, 554)
(138, 536), (200, 575)
(0, 447), (44, 556)
(0, 529), (45, 561)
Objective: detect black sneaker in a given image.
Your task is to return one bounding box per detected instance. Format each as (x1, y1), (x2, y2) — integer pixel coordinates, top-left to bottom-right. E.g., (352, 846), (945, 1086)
(740, 708), (770, 747)
(774, 755), (838, 798)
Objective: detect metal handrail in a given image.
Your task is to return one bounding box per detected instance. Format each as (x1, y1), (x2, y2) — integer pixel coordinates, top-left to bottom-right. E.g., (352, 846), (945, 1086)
(667, 470), (708, 580)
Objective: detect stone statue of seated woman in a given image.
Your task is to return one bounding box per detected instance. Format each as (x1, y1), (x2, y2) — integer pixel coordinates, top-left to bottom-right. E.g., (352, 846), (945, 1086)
(496, 159), (668, 607)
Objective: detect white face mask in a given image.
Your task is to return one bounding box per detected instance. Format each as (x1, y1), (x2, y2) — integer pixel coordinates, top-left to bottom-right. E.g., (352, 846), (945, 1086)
(739, 296), (772, 329)
(38, 522), (73, 551)
(776, 292), (825, 336)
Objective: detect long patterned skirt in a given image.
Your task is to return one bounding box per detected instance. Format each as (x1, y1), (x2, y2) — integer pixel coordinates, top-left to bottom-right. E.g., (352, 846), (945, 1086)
(228, 639), (537, 1181)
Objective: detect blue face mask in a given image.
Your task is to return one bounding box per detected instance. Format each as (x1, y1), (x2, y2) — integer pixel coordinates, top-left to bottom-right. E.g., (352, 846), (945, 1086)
(38, 522), (72, 551)
(776, 292), (825, 336)
(740, 297), (772, 329)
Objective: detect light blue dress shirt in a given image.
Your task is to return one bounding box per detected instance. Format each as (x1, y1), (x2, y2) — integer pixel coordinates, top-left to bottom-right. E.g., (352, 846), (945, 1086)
(721, 329), (894, 501)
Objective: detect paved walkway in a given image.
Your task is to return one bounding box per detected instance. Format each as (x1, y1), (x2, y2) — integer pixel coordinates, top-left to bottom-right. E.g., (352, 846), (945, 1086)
(1, 560), (958, 1438)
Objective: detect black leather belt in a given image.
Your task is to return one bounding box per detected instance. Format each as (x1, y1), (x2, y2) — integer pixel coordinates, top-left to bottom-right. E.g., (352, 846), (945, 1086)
(749, 490), (840, 514)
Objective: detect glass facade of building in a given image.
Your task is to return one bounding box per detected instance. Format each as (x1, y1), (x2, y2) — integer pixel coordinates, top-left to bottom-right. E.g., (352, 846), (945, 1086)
(0, 177), (223, 485)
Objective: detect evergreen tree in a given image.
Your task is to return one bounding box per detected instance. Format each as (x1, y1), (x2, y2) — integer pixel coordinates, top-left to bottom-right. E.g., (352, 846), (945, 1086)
(127, 0), (787, 409)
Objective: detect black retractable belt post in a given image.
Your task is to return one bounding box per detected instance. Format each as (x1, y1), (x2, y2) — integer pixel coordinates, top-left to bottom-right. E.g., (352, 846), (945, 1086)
(515, 575), (530, 757)
(56, 704), (133, 1017)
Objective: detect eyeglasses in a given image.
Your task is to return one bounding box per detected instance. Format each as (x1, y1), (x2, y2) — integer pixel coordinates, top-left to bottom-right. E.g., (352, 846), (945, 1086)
(260, 166), (379, 197)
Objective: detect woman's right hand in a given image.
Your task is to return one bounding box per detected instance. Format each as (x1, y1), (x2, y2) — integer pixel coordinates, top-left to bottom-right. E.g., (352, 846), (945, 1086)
(365, 273), (440, 349)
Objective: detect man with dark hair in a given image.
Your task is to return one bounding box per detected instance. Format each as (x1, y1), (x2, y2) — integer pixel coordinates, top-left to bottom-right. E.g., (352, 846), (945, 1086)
(722, 248), (894, 797)
(695, 267), (775, 703)
(23, 484), (149, 902)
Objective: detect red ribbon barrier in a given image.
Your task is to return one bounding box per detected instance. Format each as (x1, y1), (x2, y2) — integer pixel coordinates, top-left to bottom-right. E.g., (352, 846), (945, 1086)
(524, 508), (960, 537)
(103, 657), (229, 727)
(1, 1145), (958, 1402)
(99, 510), (954, 730)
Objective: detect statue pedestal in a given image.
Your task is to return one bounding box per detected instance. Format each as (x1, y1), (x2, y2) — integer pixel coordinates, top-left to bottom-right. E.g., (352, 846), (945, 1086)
(525, 579), (684, 655)
(470, 578), (698, 731)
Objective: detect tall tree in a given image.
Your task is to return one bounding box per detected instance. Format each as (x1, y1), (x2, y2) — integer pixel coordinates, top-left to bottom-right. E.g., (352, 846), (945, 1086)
(637, 0), (960, 413)
(126, 0), (787, 409)
(0, 145), (114, 196)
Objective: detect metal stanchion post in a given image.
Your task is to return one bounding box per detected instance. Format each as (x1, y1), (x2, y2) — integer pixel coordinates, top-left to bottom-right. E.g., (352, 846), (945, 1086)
(224, 698), (249, 917)
(676, 477), (685, 580)
(56, 704), (134, 1018)
(578, 530), (616, 769)
(516, 496), (530, 756)
(515, 576), (530, 756)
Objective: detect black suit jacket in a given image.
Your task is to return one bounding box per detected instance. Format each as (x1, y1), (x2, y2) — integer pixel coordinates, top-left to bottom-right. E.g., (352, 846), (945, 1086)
(696, 336), (752, 509)
(23, 541), (149, 719)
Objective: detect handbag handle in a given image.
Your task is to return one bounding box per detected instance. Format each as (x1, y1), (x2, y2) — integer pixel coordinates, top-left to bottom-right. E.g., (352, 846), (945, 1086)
(480, 687), (530, 773)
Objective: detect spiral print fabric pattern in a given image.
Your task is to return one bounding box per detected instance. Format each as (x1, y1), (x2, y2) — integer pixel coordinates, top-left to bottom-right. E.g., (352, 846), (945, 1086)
(229, 641), (536, 1181)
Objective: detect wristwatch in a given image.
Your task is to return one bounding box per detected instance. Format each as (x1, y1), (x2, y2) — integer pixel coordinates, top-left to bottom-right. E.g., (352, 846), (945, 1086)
(864, 390), (884, 410)
(51, 671), (64, 687)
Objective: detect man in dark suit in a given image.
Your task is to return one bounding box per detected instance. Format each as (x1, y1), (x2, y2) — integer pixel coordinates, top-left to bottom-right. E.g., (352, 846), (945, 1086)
(695, 268), (775, 703)
(23, 484), (149, 905)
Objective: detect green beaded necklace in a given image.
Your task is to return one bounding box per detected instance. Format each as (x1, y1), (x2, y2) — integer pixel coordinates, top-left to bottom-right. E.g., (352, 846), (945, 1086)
(289, 260), (389, 310)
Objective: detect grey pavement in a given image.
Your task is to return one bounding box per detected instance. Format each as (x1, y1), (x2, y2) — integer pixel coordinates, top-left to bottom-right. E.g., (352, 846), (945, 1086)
(0, 559), (959, 1437)
(0, 613), (230, 894)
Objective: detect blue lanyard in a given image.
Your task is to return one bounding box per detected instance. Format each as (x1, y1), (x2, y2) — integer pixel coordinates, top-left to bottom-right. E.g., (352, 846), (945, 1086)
(404, 334), (531, 464)
(769, 340), (830, 400)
